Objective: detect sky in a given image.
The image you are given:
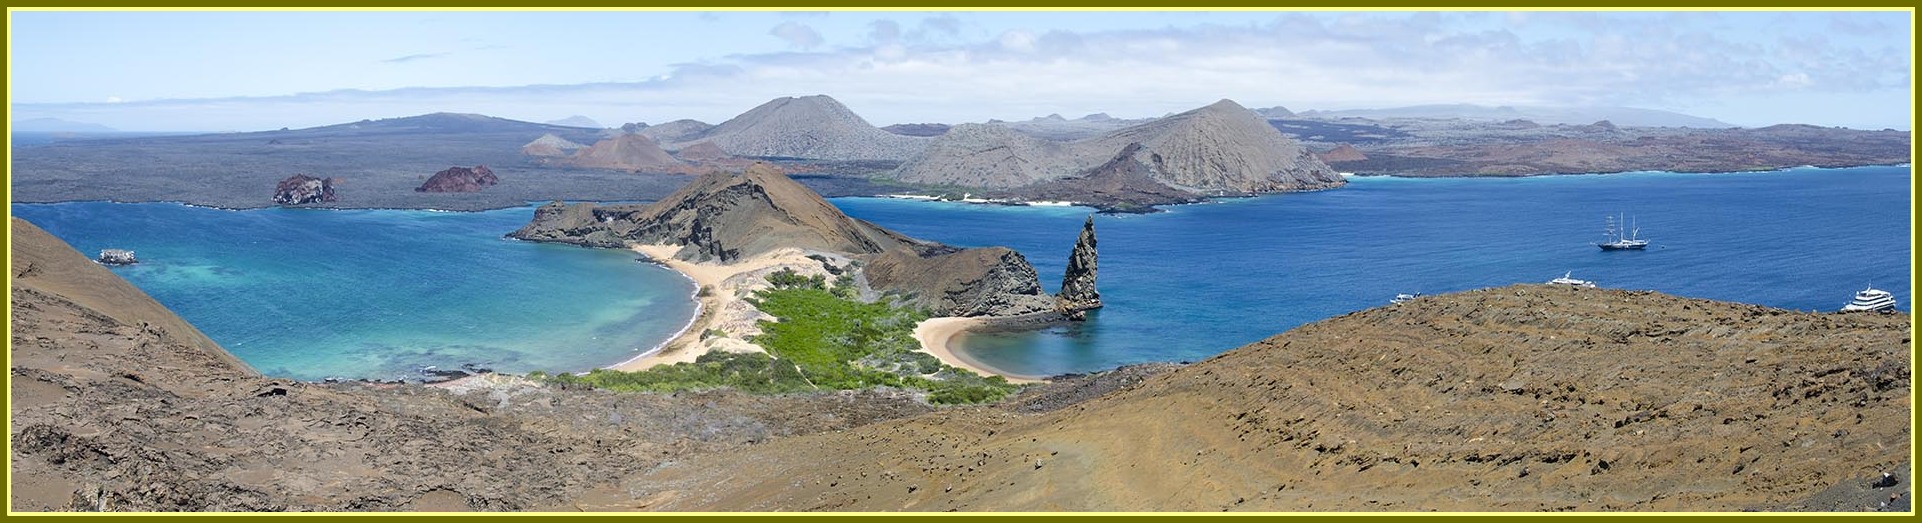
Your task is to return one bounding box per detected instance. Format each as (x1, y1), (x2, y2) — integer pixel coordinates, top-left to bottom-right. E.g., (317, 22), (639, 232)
(7, 9), (1913, 132)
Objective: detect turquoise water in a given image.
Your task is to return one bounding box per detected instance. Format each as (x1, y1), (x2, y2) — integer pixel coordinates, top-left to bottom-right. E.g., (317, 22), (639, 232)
(831, 166), (1913, 377)
(12, 166), (1910, 381)
(11, 203), (697, 381)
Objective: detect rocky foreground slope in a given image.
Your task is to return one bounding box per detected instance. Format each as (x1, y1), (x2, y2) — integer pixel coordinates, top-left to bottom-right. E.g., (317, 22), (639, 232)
(619, 287), (1911, 512)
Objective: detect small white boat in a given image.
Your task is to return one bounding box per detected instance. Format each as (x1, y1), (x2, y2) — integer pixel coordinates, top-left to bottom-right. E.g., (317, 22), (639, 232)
(1548, 271), (1597, 288)
(97, 249), (137, 265)
(1391, 293), (1421, 304)
(1840, 286), (1897, 313)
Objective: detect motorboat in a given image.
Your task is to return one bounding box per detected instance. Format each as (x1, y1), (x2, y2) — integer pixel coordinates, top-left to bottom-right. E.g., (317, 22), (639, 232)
(1548, 271), (1597, 288)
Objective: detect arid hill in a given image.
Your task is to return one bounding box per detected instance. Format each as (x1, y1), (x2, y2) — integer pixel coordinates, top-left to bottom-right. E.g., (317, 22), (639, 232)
(509, 163), (1056, 316)
(891, 123), (1074, 189)
(662, 95), (930, 161)
(672, 141), (731, 162)
(415, 165), (499, 193)
(622, 286), (1911, 512)
(881, 123), (952, 137)
(1092, 99), (1341, 193)
(893, 99), (1344, 209)
(521, 133), (587, 158)
(1284, 118), (1910, 177)
(1007, 142), (1201, 212)
(1317, 143), (1368, 163)
(634, 119), (714, 144)
(512, 163), (912, 262)
(564, 134), (687, 173)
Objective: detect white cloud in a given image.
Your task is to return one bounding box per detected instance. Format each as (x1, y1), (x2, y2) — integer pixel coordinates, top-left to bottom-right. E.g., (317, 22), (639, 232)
(17, 12), (1912, 131)
(868, 19), (900, 44)
(997, 30), (1037, 53)
(769, 22), (824, 50)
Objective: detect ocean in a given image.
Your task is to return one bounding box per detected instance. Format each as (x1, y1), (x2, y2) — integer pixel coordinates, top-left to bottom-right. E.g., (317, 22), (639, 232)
(9, 203), (698, 381)
(830, 166), (1913, 377)
(10, 165), (1910, 380)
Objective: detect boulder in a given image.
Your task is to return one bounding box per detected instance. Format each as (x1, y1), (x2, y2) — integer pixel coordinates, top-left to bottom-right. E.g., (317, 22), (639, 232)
(415, 165), (499, 193)
(272, 174), (337, 205)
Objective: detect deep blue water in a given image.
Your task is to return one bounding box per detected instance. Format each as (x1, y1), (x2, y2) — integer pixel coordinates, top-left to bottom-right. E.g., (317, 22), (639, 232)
(10, 203), (697, 381)
(831, 166), (1913, 377)
(11, 166), (1910, 381)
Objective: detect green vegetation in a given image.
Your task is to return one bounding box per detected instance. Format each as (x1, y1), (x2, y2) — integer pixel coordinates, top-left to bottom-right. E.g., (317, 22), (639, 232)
(527, 270), (1019, 404)
(764, 267), (827, 290)
(529, 351), (812, 394)
(831, 273), (858, 299)
(748, 285), (1016, 404)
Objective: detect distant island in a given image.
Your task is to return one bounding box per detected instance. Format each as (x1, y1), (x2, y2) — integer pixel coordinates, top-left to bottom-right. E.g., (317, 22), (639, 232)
(9, 94), (1907, 214)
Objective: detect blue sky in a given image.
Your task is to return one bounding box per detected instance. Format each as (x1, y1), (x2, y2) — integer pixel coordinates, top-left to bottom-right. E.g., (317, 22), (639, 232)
(7, 10), (1912, 131)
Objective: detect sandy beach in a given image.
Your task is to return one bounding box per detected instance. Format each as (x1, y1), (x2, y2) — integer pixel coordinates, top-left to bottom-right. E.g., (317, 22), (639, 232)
(607, 244), (824, 372)
(912, 317), (1046, 384)
(609, 243), (1047, 384)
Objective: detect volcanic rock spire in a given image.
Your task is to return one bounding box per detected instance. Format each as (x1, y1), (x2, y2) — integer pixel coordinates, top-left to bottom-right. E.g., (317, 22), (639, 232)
(1056, 215), (1102, 319)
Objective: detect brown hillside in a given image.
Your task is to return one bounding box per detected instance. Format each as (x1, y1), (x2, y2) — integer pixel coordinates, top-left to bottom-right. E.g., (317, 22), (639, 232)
(863, 246), (1054, 317)
(616, 163), (916, 262)
(508, 163), (1060, 316)
(673, 141), (731, 162)
(1318, 143), (1368, 163)
(567, 134), (686, 172)
(10, 217), (255, 384)
(625, 286), (1911, 512)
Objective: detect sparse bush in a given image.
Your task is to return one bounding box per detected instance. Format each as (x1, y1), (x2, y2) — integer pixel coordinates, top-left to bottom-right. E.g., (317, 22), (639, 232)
(766, 268), (827, 290)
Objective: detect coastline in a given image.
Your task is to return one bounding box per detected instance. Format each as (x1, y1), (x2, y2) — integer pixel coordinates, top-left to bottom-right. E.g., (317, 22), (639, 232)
(912, 316), (1048, 384)
(12, 163), (1906, 215)
(605, 242), (1053, 384)
(605, 244), (826, 372)
(604, 261), (707, 371)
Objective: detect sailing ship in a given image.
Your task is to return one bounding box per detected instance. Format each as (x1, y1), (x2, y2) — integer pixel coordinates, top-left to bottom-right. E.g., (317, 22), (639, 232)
(1597, 213), (1648, 250)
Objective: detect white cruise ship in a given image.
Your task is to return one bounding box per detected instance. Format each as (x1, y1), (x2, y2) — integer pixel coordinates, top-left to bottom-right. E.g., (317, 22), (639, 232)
(1840, 286), (1897, 313)
(1547, 271), (1597, 288)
